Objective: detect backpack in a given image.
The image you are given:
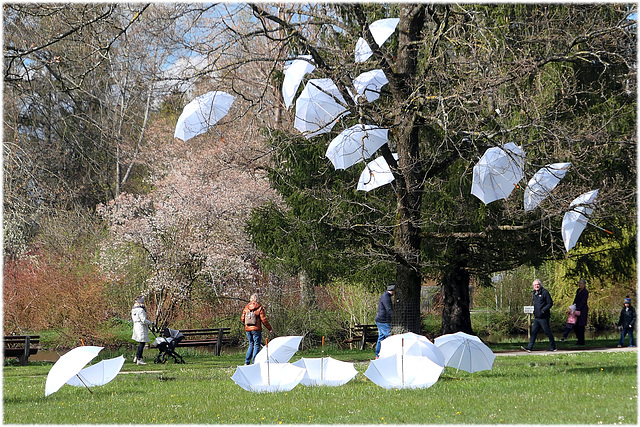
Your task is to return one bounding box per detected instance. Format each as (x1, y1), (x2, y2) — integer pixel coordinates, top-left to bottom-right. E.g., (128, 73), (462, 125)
(244, 308), (258, 326)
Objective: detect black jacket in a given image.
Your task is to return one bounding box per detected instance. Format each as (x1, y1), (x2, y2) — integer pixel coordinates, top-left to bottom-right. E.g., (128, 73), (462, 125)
(618, 305), (636, 329)
(375, 291), (393, 323)
(532, 286), (553, 319)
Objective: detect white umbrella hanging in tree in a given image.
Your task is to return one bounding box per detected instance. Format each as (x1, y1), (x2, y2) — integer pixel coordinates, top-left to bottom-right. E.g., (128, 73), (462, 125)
(174, 91), (235, 141)
(282, 55), (315, 109)
(351, 69), (389, 103)
(562, 189), (602, 252)
(357, 153), (398, 192)
(470, 142), (525, 205)
(294, 78), (349, 139)
(354, 18), (400, 63)
(325, 124), (389, 170)
(524, 162), (571, 211)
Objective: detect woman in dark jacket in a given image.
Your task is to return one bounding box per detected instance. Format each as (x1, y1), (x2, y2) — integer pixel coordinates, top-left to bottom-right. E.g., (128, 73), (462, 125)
(573, 279), (589, 345)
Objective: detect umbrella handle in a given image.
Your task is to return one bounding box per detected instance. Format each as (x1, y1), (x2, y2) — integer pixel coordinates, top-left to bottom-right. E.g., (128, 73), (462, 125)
(75, 373), (93, 395)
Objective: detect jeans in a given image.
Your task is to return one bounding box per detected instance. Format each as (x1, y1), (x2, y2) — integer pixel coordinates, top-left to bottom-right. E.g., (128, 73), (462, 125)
(618, 328), (634, 346)
(245, 330), (262, 364)
(526, 318), (556, 350)
(375, 322), (392, 358)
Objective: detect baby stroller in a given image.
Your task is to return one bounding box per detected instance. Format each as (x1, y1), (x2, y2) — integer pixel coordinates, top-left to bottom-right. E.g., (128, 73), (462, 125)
(152, 327), (186, 364)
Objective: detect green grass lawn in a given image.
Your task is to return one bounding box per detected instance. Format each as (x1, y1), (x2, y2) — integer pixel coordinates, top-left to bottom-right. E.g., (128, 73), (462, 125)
(3, 344), (637, 424)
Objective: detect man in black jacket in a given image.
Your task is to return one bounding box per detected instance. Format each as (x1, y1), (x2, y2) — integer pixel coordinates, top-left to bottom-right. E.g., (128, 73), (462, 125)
(521, 279), (557, 352)
(374, 283), (395, 358)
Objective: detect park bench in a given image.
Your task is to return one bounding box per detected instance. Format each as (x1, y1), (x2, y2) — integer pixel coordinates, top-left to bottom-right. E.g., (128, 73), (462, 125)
(344, 324), (378, 350)
(152, 327), (230, 356)
(4, 335), (40, 365)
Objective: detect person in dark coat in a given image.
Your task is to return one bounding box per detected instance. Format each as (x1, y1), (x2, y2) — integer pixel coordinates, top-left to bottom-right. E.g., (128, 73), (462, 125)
(374, 284), (395, 358)
(617, 296), (636, 347)
(521, 279), (557, 352)
(572, 278), (589, 345)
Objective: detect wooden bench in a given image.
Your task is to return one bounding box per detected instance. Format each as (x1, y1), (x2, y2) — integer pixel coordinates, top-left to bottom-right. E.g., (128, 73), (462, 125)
(4, 335), (40, 365)
(344, 324), (378, 350)
(153, 328), (230, 356)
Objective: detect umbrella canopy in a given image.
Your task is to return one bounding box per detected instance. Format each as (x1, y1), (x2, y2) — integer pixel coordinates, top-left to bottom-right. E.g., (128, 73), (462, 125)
(45, 346), (103, 396)
(326, 124), (389, 170)
(231, 362), (306, 393)
(524, 162), (571, 211)
(351, 69), (388, 103)
(471, 142), (525, 205)
(355, 18), (400, 63)
(357, 154), (398, 192)
(65, 355), (125, 388)
(378, 332), (445, 368)
(562, 189), (599, 252)
(292, 357), (358, 387)
(364, 354), (443, 389)
(253, 335), (303, 364)
(434, 332), (495, 373)
(282, 55), (315, 109)
(174, 91), (235, 141)
(294, 78), (349, 139)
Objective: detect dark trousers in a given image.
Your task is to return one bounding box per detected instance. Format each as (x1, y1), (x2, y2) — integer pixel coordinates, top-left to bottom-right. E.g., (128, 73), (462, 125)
(526, 318), (556, 350)
(619, 328), (634, 346)
(136, 341), (146, 359)
(574, 324), (586, 345)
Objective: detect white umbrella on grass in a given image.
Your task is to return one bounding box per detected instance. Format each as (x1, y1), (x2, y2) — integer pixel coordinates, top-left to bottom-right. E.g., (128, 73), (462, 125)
(253, 335), (303, 364)
(434, 332), (495, 373)
(45, 346), (113, 396)
(292, 357), (358, 387)
(364, 353), (443, 389)
(231, 362), (306, 393)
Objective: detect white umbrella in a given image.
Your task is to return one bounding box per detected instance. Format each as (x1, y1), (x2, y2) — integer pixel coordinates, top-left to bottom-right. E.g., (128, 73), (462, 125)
(562, 189), (599, 252)
(524, 162), (571, 211)
(65, 355), (125, 388)
(434, 332), (495, 373)
(326, 124), (389, 170)
(231, 362), (306, 393)
(357, 154), (398, 192)
(355, 18), (400, 63)
(292, 357), (358, 386)
(378, 332), (445, 368)
(294, 78), (349, 139)
(364, 354), (443, 389)
(471, 142), (525, 205)
(174, 91), (235, 141)
(253, 335), (303, 364)
(45, 346), (103, 396)
(282, 55), (316, 109)
(352, 69), (388, 103)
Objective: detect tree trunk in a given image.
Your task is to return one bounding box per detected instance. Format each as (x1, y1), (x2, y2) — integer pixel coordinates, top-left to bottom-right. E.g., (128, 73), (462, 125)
(441, 264), (473, 334)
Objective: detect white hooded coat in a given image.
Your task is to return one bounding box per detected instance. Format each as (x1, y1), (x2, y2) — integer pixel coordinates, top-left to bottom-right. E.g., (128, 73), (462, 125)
(131, 304), (153, 343)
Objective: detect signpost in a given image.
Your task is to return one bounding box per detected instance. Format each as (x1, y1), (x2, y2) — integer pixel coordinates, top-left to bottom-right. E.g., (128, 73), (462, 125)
(524, 306), (534, 339)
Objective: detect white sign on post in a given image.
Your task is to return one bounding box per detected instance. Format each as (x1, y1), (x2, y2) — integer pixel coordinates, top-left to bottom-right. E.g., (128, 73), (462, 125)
(523, 306), (534, 314)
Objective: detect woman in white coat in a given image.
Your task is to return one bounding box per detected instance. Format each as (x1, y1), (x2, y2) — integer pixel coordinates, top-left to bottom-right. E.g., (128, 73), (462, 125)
(131, 295), (154, 365)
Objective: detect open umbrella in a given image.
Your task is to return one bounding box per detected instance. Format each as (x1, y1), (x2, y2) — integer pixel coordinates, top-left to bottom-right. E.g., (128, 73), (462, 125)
(434, 332), (495, 373)
(378, 332), (445, 368)
(65, 355), (125, 388)
(294, 78), (349, 139)
(45, 346), (104, 396)
(364, 354), (443, 389)
(231, 362), (306, 393)
(355, 18), (400, 63)
(282, 55), (315, 109)
(562, 189), (599, 252)
(351, 69), (388, 103)
(357, 154), (398, 192)
(174, 91), (235, 141)
(471, 142), (525, 205)
(326, 124), (389, 170)
(524, 162), (571, 211)
(292, 357), (358, 386)
(253, 335), (303, 364)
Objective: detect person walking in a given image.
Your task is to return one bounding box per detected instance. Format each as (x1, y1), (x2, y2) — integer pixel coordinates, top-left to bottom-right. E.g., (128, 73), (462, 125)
(617, 296), (636, 347)
(375, 284), (395, 359)
(241, 293), (273, 365)
(573, 278), (589, 345)
(131, 295), (154, 365)
(521, 279), (557, 352)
